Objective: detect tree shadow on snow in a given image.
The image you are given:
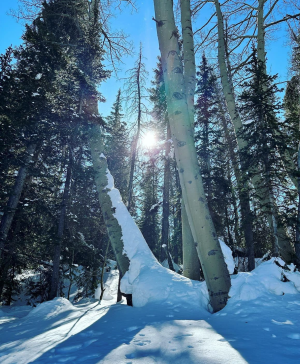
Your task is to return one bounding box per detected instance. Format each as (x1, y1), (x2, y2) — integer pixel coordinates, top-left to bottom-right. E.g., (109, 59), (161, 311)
(28, 301), (206, 364)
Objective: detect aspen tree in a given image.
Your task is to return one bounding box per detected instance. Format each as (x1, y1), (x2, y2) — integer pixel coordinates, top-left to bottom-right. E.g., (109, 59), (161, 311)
(153, 0), (230, 312)
(180, 0), (202, 280)
(213, 0), (294, 263)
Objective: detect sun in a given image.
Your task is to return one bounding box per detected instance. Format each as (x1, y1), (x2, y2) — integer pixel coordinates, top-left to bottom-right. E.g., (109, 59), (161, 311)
(141, 131), (157, 148)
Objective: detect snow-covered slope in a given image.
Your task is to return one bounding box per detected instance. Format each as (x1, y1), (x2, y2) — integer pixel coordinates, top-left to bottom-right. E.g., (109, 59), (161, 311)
(0, 258), (300, 364)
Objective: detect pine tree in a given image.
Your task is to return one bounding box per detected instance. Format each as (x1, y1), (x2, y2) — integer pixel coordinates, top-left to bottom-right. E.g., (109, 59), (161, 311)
(239, 49), (289, 257)
(139, 155), (160, 258)
(195, 54), (232, 239)
(105, 89), (129, 200)
(284, 29), (300, 265)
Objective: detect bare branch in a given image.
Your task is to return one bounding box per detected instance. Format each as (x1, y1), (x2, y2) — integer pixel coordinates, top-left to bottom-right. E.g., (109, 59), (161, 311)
(265, 13), (300, 28)
(264, 0), (280, 21)
(193, 11), (216, 35)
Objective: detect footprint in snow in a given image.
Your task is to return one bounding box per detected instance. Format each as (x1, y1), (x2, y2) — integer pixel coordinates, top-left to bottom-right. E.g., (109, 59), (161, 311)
(135, 340), (151, 346)
(58, 356), (77, 362)
(272, 319), (293, 325)
(83, 339), (98, 347)
(126, 353), (136, 359)
(287, 333), (300, 339)
(57, 344), (82, 353)
(125, 326), (140, 332)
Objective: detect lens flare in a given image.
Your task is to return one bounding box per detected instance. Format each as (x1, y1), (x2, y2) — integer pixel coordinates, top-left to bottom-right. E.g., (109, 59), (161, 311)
(142, 131), (156, 148)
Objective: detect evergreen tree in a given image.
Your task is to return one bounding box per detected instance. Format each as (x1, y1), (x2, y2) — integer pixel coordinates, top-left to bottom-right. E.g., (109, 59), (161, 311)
(105, 89), (129, 200)
(284, 29), (300, 265)
(139, 156), (160, 258)
(195, 53), (232, 239)
(239, 49), (289, 257)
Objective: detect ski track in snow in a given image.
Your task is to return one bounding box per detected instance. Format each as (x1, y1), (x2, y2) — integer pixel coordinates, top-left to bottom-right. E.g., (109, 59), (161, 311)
(0, 261), (300, 363)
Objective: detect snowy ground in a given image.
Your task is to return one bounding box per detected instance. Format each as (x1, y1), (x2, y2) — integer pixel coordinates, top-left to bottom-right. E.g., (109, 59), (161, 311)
(0, 259), (300, 364)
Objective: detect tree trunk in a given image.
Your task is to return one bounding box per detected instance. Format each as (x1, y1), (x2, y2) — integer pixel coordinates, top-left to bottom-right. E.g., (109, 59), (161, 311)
(182, 202), (201, 280)
(153, 0), (230, 312)
(49, 149), (73, 300)
(215, 0), (293, 264)
(89, 124), (130, 279)
(0, 142), (37, 260)
(180, 0), (202, 280)
(127, 47), (143, 212)
(218, 102), (255, 270)
(160, 123), (173, 269)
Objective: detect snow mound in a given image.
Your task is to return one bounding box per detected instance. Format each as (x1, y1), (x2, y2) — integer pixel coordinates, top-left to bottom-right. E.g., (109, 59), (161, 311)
(106, 169), (209, 310)
(219, 240), (235, 274)
(230, 258), (300, 302)
(26, 297), (75, 320)
(105, 168), (300, 310)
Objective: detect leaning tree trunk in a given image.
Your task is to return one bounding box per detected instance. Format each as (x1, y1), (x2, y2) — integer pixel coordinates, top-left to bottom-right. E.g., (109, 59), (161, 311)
(182, 203), (201, 280)
(49, 149), (73, 300)
(218, 103), (255, 270)
(153, 0), (230, 312)
(88, 123), (130, 280)
(0, 142), (37, 260)
(180, 0), (202, 280)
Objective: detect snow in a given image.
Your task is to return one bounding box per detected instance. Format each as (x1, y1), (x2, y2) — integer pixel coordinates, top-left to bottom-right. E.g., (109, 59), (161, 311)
(1, 172), (300, 363)
(219, 240), (235, 274)
(0, 259), (300, 363)
(105, 168), (209, 309)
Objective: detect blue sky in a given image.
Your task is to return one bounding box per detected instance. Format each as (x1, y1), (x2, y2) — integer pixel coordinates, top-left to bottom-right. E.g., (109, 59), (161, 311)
(0, 0), (291, 117)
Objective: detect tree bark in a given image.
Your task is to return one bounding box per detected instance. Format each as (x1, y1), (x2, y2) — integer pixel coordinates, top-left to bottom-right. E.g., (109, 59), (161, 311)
(180, 0), (202, 280)
(217, 96), (255, 270)
(153, 0), (230, 312)
(182, 202), (201, 280)
(0, 142), (37, 260)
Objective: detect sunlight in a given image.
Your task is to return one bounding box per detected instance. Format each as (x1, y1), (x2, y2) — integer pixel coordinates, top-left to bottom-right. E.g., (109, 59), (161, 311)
(141, 131), (157, 148)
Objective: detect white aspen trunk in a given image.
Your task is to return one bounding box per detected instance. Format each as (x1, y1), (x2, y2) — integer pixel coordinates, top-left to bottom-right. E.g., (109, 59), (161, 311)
(257, 0), (266, 65)
(180, 0), (201, 279)
(214, 0), (246, 150)
(215, 0), (294, 263)
(182, 202), (201, 280)
(153, 0), (230, 312)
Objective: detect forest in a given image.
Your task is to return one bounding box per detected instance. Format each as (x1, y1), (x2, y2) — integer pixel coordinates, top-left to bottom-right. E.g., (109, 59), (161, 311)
(0, 1), (300, 363)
